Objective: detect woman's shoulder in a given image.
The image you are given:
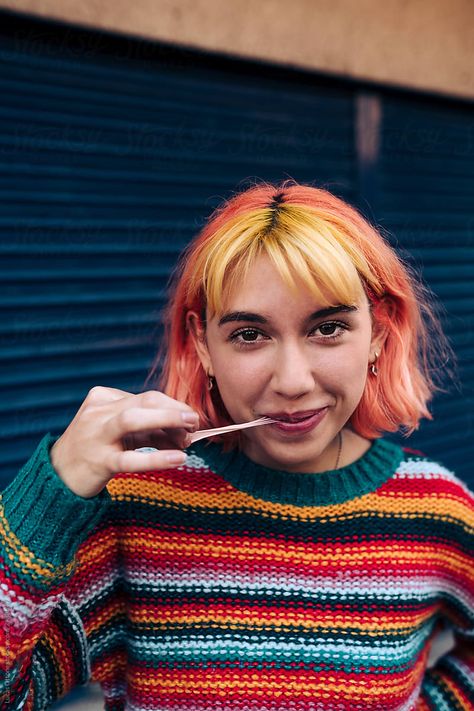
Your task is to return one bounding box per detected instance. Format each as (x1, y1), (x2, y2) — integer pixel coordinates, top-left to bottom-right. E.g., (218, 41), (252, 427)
(393, 442), (474, 508)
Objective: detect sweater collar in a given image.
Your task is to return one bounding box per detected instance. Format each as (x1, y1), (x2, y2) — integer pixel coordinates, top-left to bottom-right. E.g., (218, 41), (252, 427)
(189, 436), (405, 507)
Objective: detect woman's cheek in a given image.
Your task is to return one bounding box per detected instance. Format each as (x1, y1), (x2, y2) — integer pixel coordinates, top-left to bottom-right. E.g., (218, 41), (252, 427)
(215, 353), (268, 405)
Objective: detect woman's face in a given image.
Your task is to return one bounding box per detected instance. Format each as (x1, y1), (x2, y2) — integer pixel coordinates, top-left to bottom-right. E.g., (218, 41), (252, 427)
(192, 254), (382, 473)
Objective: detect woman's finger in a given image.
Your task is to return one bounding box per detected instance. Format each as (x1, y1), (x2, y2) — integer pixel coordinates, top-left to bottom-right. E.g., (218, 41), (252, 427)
(108, 389), (199, 418)
(123, 428), (192, 452)
(77, 385), (131, 414)
(106, 407), (199, 443)
(112, 447), (187, 473)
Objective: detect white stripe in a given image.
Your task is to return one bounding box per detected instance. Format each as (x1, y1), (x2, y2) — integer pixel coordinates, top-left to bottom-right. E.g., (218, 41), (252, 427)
(446, 654), (474, 690)
(0, 591), (62, 629)
(396, 683), (424, 711)
(89, 625), (125, 657)
(396, 458), (455, 477)
(183, 452), (208, 470)
(424, 681), (453, 711)
(395, 460), (474, 497)
(70, 570), (120, 608)
(126, 623), (435, 666)
(124, 568), (473, 608)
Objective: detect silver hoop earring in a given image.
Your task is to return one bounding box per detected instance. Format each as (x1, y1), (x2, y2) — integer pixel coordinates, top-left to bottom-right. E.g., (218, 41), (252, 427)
(207, 371), (214, 390)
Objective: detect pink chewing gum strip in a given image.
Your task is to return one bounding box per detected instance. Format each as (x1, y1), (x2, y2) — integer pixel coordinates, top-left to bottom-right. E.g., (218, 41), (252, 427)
(135, 417), (276, 452)
(189, 416), (276, 444)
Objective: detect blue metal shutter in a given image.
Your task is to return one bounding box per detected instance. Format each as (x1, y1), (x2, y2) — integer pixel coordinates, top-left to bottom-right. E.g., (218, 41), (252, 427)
(0, 12), (356, 487)
(1, 12), (473, 490)
(374, 94), (474, 485)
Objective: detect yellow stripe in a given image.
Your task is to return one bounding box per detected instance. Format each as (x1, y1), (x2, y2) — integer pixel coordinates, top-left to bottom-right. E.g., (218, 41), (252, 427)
(142, 673), (417, 695)
(0, 504), (76, 579)
(108, 477), (474, 529)
(76, 535), (117, 564)
(440, 674), (471, 707)
(130, 607), (437, 633)
(85, 600), (125, 637)
(120, 534), (472, 575)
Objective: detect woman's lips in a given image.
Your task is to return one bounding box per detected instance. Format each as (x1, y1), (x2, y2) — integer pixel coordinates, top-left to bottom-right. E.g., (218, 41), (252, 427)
(265, 408), (329, 435)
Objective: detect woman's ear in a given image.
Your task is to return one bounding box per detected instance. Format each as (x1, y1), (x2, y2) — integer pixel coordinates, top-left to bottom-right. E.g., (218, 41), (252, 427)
(370, 329), (389, 362)
(186, 310), (213, 376)
(369, 296), (393, 358)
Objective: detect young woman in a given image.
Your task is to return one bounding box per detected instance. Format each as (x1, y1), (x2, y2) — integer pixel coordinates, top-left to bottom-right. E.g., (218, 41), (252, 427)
(1, 180), (473, 710)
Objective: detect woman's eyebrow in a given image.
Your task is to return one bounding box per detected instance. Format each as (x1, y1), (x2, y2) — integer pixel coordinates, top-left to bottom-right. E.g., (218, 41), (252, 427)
(218, 305), (358, 327)
(308, 305), (359, 320)
(218, 311), (267, 326)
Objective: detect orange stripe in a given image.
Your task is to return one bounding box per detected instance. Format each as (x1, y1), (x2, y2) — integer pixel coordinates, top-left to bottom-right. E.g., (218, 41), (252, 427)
(108, 476), (474, 528)
(0, 506), (75, 579)
(439, 673), (473, 709)
(85, 599), (125, 636)
(137, 672), (415, 697)
(120, 533), (471, 574)
(130, 605), (438, 633)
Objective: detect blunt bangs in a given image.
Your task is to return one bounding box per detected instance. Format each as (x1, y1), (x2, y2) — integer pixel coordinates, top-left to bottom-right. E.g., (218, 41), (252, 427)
(199, 205), (373, 317)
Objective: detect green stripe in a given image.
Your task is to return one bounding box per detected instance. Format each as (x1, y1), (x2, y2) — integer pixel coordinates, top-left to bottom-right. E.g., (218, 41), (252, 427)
(189, 437), (404, 506)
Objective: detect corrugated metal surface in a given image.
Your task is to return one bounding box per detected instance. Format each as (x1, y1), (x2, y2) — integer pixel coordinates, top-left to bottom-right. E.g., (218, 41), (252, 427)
(0, 12), (472, 489)
(0, 12), (356, 486)
(375, 96), (474, 484)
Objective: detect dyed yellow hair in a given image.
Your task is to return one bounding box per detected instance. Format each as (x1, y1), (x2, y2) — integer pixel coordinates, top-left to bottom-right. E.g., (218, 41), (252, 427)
(188, 204), (371, 319)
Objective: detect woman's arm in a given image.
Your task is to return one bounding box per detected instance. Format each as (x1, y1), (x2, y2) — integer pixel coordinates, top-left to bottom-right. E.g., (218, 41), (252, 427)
(0, 433), (114, 708)
(1, 387), (197, 707)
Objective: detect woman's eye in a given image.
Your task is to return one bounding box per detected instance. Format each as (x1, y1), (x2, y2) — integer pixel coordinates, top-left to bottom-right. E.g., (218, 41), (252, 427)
(312, 321), (347, 339)
(229, 328), (264, 344)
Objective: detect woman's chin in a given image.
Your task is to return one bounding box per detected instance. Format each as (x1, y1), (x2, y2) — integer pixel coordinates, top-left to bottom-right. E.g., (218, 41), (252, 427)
(243, 436), (331, 473)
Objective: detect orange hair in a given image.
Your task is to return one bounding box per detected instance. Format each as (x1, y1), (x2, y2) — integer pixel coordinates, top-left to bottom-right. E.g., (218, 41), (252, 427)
(144, 178), (457, 443)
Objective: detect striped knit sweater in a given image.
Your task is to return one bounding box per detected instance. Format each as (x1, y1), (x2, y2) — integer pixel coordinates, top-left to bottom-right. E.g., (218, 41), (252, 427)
(0, 432), (473, 710)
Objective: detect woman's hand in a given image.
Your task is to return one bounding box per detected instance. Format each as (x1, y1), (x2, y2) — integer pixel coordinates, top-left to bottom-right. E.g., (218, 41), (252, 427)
(50, 386), (199, 499)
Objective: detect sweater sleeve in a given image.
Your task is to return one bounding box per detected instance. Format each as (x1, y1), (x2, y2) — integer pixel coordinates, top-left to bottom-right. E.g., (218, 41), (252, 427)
(416, 478), (474, 710)
(0, 433), (115, 709)
(418, 633), (474, 710)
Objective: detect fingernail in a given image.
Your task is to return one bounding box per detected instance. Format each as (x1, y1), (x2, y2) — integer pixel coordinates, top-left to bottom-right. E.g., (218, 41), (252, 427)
(181, 412), (199, 425)
(166, 452), (187, 465)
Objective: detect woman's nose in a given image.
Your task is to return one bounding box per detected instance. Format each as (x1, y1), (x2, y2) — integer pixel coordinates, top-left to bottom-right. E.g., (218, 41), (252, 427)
(270, 343), (315, 399)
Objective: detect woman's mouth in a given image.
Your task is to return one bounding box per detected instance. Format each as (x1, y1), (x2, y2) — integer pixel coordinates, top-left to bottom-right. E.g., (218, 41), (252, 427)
(263, 409), (329, 435)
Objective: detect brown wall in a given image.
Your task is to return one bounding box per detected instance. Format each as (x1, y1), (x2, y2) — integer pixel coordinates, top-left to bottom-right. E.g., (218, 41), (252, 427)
(2, 0), (473, 100)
